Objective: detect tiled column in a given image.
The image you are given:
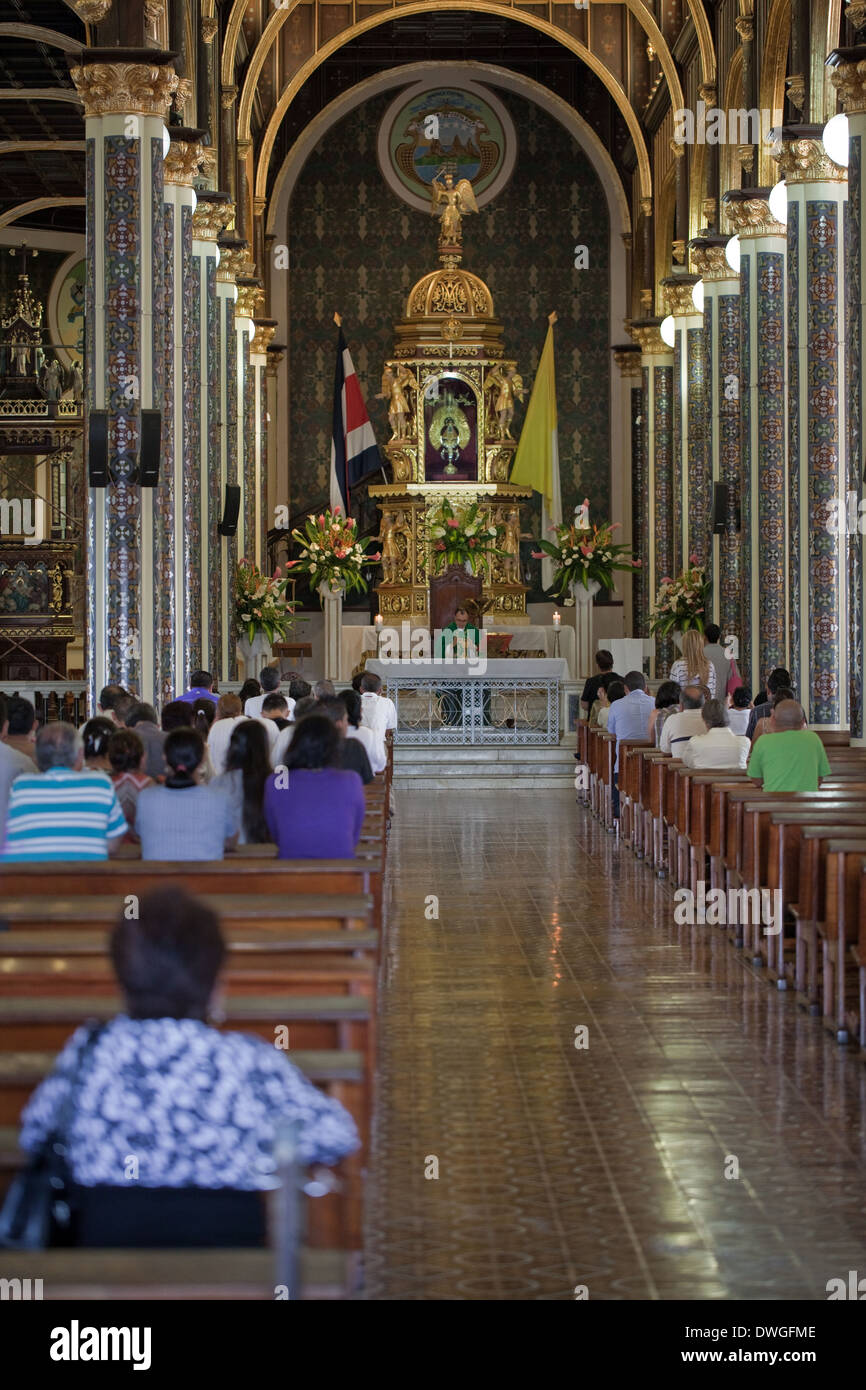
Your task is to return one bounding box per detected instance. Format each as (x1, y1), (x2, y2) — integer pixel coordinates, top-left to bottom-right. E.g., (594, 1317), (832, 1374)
(661, 274), (710, 574)
(266, 342), (286, 566)
(71, 51), (184, 708)
(630, 319), (675, 674)
(156, 129), (215, 709)
(191, 192), (233, 676)
(613, 346), (645, 634)
(215, 235), (245, 683)
(723, 192), (788, 693)
(772, 135), (848, 727)
(235, 275), (264, 569)
(690, 235), (742, 643)
(830, 51), (866, 738)
(251, 319), (278, 569)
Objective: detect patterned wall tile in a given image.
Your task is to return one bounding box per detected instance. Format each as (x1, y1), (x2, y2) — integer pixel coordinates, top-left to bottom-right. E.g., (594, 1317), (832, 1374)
(756, 250), (786, 678)
(847, 139), (863, 739)
(787, 203), (801, 700)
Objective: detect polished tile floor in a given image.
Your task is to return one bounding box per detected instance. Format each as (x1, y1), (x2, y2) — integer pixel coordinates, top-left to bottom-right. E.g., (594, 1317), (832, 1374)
(364, 789), (866, 1300)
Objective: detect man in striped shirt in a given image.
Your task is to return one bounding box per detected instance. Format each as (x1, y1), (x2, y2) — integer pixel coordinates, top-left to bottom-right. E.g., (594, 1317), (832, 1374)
(1, 722), (128, 862)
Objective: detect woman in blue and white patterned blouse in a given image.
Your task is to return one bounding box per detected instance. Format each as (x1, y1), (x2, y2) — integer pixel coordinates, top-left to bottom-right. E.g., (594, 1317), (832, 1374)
(20, 889), (359, 1240)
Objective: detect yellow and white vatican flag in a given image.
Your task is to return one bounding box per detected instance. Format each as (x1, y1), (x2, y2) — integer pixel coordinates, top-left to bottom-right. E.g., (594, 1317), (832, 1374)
(509, 311), (562, 591)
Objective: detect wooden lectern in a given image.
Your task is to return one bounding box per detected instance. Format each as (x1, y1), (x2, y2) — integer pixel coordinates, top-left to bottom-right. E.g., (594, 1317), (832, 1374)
(429, 565), (482, 634)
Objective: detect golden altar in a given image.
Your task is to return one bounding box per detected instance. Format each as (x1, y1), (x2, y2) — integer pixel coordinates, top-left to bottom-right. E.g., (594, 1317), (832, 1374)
(369, 178), (531, 626)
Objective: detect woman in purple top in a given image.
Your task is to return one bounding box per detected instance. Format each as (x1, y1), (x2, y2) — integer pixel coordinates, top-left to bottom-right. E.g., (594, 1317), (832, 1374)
(264, 715), (365, 859)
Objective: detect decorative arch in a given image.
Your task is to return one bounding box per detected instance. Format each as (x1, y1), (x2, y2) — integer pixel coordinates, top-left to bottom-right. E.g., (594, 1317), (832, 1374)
(655, 162), (677, 299)
(0, 23), (83, 52)
(243, 2), (656, 205)
(0, 196), (85, 231)
(759, 0), (790, 186)
(720, 47), (744, 206)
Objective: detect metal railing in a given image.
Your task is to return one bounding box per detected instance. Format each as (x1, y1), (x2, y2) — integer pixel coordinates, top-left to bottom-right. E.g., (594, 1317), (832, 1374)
(0, 681), (88, 725)
(383, 673), (561, 744)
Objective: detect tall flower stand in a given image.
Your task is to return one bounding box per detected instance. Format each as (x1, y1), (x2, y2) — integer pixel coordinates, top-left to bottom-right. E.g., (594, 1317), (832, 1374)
(572, 579), (600, 681)
(319, 581), (345, 680)
(237, 630), (273, 683)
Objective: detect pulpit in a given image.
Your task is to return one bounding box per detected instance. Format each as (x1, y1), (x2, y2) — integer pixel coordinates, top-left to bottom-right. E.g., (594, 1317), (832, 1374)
(429, 565), (481, 634)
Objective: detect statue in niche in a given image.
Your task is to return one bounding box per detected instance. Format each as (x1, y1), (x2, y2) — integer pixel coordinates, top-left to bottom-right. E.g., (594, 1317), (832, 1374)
(378, 364), (418, 441)
(375, 511), (410, 585)
(486, 364), (523, 440)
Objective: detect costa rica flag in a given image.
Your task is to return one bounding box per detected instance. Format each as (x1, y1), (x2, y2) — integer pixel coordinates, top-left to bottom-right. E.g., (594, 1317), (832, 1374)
(330, 320), (381, 513)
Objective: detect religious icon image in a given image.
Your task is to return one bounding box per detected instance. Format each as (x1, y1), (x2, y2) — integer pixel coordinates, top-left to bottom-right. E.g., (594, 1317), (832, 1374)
(425, 383), (476, 481)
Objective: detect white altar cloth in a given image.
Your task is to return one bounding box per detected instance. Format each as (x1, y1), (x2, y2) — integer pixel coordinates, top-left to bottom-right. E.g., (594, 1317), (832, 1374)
(368, 657), (569, 681)
(342, 625), (575, 679)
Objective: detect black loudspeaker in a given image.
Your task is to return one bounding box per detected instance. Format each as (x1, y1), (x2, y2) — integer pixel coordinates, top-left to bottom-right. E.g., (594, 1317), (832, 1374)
(218, 484), (241, 536)
(139, 409), (162, 486)
(711, 481), (740, 533)
(88, 411), (109, 486)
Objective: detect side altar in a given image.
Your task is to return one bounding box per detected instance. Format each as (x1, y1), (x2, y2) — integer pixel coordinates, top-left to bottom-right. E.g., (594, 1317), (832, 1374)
(369, 174), (531, 626)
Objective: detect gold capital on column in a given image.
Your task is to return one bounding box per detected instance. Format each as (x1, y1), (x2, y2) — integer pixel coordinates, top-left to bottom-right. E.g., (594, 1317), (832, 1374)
(845, 1), (866, 32)
(662, 276), (700, 317)
(628, 322), (669, 355)
(613, 348), (642, 378)
(831, 58), (866, 115)
(72, 0), (113, 20)
(772, 136), (848, 184)
(71, 61), (188, 118)
(165, 139), (217, 187)
(735, 14), (754, 42)
(201, 17), (218, 42)
(236, 279), (264, 318)
(640, 196), (653, 218)
(221, 86), (238, 109)
(217, 237), (247, 284)
(690, 242), (731, 280)
(251, 322), (277, 356)
(724, 195), (785, 238)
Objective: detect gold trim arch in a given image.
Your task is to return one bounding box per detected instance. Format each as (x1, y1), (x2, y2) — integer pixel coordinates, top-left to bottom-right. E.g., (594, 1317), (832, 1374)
(758, 0), (790, 186)
(245, 2), (655, 206)
(0, 196), (86, 231)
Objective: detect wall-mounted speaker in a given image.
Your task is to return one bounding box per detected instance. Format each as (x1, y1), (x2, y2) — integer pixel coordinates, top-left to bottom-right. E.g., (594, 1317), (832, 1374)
(711, 481), (740, 534)
(218, 484), (241, 536)
(139, 409), (162, 486)
(88, 410), (109, 486)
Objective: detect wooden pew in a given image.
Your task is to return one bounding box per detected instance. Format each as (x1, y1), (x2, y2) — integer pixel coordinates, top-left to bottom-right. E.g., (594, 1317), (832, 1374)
(618, 739), (652, 849)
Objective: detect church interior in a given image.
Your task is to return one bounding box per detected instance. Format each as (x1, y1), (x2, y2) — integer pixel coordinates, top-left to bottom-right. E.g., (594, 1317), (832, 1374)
(3, 0), (866, 1330)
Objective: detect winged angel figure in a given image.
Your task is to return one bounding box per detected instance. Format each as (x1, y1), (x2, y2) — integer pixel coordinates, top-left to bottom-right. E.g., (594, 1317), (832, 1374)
(430, 172), (479, 247)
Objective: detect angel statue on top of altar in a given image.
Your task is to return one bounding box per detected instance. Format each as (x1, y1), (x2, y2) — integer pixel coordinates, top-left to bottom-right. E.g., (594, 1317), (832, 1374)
(430, 171), (478, 246)
(574, 498), (590, 531)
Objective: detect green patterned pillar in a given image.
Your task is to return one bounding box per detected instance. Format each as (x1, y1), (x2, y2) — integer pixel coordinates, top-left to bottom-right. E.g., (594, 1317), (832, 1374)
(723, 191), (788, 693)
(251, 320), (278, 569)
(771, 133), (848, 727)
(661, 273), (709, 574)
(690, 235), (742, 646)
(630, 319), (675, 674)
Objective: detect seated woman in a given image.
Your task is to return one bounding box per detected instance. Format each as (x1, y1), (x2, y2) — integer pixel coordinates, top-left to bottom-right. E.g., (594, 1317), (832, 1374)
(669, 628), (717, 698)
(648, 680), (681, 746)
(108, 728), (153, 834)
(135, 729), (239, 860)
(212, 719), (271, 845)
(81, 717), (115, 773)
(596, 679), (625, 730)
(342, 687), (380, 771)
(16, 888), (359, 1247)
(264, 715), (365, 859)
(726, 685), (753, 736)
(681, 697), (751, 770)
(588, 671), (622, 727)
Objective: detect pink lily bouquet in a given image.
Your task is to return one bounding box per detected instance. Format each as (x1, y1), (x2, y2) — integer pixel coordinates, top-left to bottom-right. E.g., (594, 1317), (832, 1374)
(288, 507), (381, 601)
(427, 497), (503, 575)
(533, 504), (640, 600)
(235, 558), (296, 645)
(649, 555), (710, 637)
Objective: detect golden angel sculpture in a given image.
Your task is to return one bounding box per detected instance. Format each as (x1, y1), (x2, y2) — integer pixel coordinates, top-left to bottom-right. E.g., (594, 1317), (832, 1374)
(377, 363), (418, 441)
(431, 172), (479, 247)
(486, 363), (524, 440)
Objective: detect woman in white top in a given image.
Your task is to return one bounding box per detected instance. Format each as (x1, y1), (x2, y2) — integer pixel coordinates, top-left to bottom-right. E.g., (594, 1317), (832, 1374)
(596, 680), (626, 730)
(681, 698), (750, 770)
(205, 693), (248, 777)
(725, 687), (752, 736)
(342, 689), (381, 771)
(669, 627), (717, 697)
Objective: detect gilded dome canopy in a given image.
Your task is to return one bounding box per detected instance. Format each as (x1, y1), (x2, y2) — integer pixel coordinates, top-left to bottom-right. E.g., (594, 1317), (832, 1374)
(405, 263), (494, 321)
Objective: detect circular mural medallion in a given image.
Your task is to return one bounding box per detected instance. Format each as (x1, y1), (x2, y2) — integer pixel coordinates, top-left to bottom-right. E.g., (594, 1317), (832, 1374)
(48, 255), (85, 370)
(378, 79), (516, 213)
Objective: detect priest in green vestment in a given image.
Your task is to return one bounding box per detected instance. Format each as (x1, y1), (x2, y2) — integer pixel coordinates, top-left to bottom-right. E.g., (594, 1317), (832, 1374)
(436, 606), (482, 659)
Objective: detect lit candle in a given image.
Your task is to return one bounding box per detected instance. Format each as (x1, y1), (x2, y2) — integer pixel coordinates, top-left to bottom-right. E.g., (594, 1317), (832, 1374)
(553, 611), (561, 627)
(374, 614), (383, 628)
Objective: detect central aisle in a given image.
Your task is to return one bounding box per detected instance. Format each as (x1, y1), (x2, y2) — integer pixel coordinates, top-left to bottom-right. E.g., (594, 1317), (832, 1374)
(364, 789), (866, 1300)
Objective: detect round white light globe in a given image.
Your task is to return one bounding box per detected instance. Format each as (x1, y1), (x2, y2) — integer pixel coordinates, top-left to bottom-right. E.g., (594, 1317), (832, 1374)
(190, 188), (197, 213)
(214, 245), (221, 268)
(823, 113), (849, 169)
(660, 314), (676, 348)
(768, 180), (787, 224)
(162, 125), (171, 160)
(691, 280), (705, 312)
(724, 235), (741, 272)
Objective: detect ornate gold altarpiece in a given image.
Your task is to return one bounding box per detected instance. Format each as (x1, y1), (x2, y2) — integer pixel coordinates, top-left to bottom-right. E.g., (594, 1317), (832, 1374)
(369, 200), (531, 626)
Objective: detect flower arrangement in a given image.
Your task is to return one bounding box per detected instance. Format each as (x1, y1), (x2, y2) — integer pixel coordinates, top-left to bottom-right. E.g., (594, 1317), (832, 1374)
(427, 497), (503, 575)
(235, 559), (296, 645)
(649, 555), (711, 636)
(532, 504), (640, 600)
(287, 507), (381, 600)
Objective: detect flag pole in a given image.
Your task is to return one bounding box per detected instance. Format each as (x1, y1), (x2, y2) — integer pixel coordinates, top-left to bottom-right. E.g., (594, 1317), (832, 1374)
(334, 311), (342, 327)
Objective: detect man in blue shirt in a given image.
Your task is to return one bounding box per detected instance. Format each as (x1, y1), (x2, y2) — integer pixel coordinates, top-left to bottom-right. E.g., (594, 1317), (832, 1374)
(607, 670), (654, 819)
(176, 669), (218, 706)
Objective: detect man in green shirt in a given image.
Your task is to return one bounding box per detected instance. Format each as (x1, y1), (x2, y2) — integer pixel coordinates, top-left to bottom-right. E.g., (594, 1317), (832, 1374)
(436, 607), (485, 727)
(746, 699), (831, 791)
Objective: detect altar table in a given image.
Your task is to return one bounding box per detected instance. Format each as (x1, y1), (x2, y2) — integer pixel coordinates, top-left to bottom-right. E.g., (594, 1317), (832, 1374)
(342, 624), (575, 680)
(367, 657), (567, 745)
